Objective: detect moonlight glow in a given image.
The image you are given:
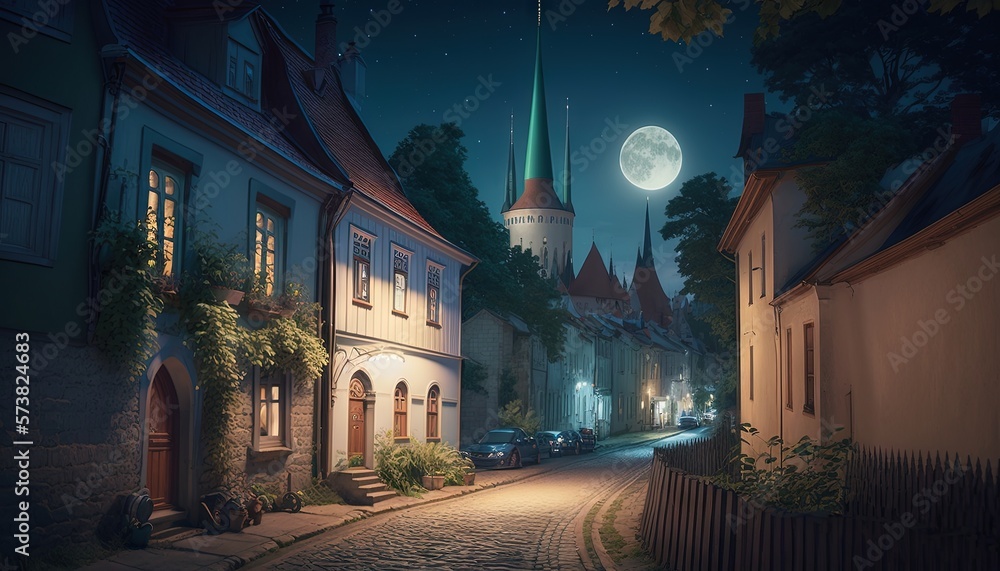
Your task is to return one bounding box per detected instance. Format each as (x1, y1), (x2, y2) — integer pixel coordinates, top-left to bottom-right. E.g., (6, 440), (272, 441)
(619, 126), (683, 191)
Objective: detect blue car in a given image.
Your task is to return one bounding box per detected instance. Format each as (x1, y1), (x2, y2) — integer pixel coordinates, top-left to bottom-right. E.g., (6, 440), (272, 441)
(462, 428), (540, 468)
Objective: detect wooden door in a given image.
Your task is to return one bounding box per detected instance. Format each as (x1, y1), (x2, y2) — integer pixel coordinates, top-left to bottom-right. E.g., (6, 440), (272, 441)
(147, 368), (180, 509)
(348, 378), (366, 459)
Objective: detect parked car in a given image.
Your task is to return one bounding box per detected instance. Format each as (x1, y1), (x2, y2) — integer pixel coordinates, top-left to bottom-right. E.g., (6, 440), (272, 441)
(701, 410), (716, 425)
(578, 427), (596, 452)
(535, 431), (558, 457)
(677, 414), (701, 429)
(462, 428), (540, 468)
(535, 430), (582, 456)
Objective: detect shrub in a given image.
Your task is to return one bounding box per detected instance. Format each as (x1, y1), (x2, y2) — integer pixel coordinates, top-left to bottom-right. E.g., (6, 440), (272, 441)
(373, 430), (473, 495)
(710, 423), (853, 515)
(498, 399), (540, 435)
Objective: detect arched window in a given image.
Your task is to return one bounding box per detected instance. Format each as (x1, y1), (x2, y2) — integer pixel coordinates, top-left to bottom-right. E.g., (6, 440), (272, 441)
(393, 382), (408, 438)
(426, 386), (440, 440)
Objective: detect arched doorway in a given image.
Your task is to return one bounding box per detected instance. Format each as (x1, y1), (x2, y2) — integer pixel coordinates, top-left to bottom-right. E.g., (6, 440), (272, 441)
(147, 367), (180, 509)
(348, 377), (367, 462)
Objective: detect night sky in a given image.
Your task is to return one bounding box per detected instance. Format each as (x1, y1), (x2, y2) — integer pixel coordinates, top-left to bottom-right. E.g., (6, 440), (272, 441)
(258, 0), (772, 295)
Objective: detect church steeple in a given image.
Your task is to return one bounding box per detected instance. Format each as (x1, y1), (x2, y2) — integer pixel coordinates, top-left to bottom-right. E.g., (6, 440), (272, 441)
(502, 113), (516, 212)
(562, 98), (574, 213)
(524, 25), (553, 182)
(640, 199), (653, 268)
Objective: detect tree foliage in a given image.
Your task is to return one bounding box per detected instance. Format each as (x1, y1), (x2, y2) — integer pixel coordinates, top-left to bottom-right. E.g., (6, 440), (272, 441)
(660, 173), (738, 347)
(608, 0), (997, 45)
(389, 123), (567, 359)
(786, 109), (928, 249)
(750, 1), (999, 118)
(749, 1), (999, 249)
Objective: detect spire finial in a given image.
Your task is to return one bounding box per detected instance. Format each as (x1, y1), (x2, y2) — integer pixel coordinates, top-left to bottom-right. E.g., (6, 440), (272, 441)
(538, 0), (542, 26)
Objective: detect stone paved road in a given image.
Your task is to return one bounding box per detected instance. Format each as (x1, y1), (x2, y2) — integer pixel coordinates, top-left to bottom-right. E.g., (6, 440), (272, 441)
(247, 434), (686, 571)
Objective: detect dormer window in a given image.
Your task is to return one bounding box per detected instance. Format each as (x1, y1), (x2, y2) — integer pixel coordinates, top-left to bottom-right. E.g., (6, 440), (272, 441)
(226, 37), (260, 103)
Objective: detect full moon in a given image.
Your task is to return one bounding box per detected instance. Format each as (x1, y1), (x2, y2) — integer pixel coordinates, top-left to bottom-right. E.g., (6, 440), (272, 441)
(619, 126), (683, 191)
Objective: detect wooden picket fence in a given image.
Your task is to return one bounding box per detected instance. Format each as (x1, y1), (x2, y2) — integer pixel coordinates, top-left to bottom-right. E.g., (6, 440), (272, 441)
(640, 431), (1000, 570)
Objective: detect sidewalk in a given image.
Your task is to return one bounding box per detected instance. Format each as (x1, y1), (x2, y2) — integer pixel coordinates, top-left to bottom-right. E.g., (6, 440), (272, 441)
(81, 428), (682, 571)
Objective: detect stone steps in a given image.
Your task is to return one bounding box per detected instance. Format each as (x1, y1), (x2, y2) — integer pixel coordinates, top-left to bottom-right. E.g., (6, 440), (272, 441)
(327, 468), (398, 506)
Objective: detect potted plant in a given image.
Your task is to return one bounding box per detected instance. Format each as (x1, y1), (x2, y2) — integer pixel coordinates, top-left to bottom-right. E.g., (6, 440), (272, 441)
(246, 278), (305, 320)
(462, 471), (476, 486)
(421, 473), (446, 491)
(194, 239), (251, 306)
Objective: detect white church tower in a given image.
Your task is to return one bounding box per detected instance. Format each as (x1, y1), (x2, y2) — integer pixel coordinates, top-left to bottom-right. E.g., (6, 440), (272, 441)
(501, 20), (574, 279)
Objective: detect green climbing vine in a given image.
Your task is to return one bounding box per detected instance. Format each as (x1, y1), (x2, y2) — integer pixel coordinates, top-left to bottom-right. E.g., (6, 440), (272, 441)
(184, 300), (249, 491)
(92, 211), (162, 382)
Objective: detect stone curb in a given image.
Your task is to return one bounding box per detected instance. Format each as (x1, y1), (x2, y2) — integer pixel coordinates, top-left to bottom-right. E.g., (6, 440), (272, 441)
(91, 429), (688, 570)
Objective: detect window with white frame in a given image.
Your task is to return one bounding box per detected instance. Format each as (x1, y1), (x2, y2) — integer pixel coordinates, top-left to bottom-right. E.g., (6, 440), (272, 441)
(0, 89), (71, 266)
(392, 244), (411, 315)
(352, 226), (374, 304)
(426, 261), (443, 326)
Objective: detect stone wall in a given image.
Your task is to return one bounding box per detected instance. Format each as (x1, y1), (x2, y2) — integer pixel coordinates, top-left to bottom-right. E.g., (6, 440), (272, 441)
(0, 337), (142, 557)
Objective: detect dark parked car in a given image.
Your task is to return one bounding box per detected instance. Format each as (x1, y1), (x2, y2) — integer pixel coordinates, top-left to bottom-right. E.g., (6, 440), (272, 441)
(677, 414), (701, 429)
(578, 427), (596, 452)
(536, 430), (582, 456)
(462, 428), (540, 468)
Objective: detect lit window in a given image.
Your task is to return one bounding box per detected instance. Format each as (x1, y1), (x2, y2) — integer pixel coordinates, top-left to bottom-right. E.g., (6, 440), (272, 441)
(426, 262), (443, 326)
(254, 369), (291, 450)
(0, 89), (71, 266)
(426, 386), (440, 440)
(393, 382), (408, 438)
(352, 227), (374, 304)
(254, 206), (283, 295)
(804, 324), (815, 414)
(147, 163), (184, 278)
(392, 245), (411, 314)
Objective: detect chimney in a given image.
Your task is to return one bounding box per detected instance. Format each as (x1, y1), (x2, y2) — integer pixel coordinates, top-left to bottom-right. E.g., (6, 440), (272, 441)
(951, 93), (982, 144)
(735, 93), (765, 160)
(743, 93), (765, 136)
(314, 2), (338, 71)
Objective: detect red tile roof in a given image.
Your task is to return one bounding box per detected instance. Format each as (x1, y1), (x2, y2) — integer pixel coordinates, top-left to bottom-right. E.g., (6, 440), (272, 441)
(568, 243), (628, 300)
(630, 263), (672, 328)
(258, 17), (443, 239)
(509, 178), (565, 211)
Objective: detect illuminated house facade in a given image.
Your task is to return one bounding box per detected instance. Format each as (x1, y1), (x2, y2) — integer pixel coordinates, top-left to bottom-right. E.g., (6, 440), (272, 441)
(0, 1), (472, 551)
(720, 93), (1000, 460)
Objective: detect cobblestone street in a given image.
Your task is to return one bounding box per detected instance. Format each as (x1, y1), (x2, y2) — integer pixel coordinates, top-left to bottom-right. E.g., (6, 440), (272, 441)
(247, 434), (684, 570)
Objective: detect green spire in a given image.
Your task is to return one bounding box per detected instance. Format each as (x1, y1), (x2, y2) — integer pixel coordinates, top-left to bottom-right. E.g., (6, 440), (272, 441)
(524, 26), (553, 181)
(503, 113), (516, 212)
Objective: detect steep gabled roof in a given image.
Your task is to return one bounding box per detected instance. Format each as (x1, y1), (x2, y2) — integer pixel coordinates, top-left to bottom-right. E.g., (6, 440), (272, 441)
(259, 16), (443, 239)
(568, 243), (619, 299)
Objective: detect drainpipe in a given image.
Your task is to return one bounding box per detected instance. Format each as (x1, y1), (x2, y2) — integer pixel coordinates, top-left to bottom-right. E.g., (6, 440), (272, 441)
(315, 188), (353, 478)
